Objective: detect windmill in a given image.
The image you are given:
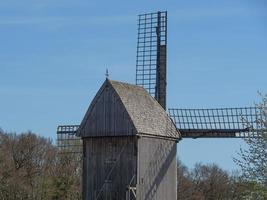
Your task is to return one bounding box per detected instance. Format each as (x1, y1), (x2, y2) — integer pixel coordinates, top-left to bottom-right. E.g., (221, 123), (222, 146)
(57, 11), (263, 151)
(56, 11), (264, 200)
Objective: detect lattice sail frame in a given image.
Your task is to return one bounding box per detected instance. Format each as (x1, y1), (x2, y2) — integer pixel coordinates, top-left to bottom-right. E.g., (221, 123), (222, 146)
(169, 107), (264, 138)
(136, 11), (167, 109)
(57, 125), (82, 153)
(56, 107), (264, 147)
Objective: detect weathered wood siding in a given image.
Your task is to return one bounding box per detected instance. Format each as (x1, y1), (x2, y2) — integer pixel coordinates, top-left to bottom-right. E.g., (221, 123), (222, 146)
(80, 83), (137, 137)
(83, 136), (137, 200)
(79, 79), (179, 200)
(78, 79), (180, 139)
(157, 44), (167, 110)
(137, 136), (177, 200)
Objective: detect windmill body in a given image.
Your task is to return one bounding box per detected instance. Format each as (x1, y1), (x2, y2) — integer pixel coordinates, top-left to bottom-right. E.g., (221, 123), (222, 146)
(56, 11), (264, 200)
(77, 79), (179, 200)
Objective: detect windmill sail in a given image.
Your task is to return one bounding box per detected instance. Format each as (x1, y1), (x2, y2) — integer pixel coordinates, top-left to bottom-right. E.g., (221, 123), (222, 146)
(57, 125), (82, 153)
(169, 107), (264, 138)
(136, 11), (167, 109)
(57, 106), (264, 148)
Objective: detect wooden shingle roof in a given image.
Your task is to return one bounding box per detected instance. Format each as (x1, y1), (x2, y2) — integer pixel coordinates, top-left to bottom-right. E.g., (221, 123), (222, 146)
(77, 79), (180, 139)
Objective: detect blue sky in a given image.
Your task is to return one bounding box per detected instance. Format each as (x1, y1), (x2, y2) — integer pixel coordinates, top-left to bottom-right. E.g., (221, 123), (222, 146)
(0, 0), (266, 171)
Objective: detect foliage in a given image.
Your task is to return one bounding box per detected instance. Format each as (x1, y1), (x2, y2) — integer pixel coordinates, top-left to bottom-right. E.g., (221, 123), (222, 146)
(177, 161), (267, 200)
(234, 94), (267, 190)
(50, 153), (82, 199)
(177, 160), (198, 199)
(1, 128), (266, 199)
(178, 162), (238, 200)
(0, 131), (81, 200)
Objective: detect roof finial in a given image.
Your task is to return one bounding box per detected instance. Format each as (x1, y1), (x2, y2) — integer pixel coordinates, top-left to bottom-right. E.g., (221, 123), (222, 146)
(105, 68), (109, 79)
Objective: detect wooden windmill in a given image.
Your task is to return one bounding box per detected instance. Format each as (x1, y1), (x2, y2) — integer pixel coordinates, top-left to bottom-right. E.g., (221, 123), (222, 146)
(56, 11), (264, 200)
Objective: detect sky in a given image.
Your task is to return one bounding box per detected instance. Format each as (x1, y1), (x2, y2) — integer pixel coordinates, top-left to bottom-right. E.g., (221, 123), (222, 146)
(0, 0), (266, 172)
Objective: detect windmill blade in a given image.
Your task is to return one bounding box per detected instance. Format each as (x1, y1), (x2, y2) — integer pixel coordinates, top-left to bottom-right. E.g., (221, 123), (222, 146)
(136, 11), (167, 109)
(57, 125), (82, 153)
(168, 107), (265, 138)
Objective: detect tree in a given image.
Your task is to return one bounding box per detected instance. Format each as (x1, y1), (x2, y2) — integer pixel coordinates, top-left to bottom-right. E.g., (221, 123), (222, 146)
(0, 131), (82, 200)
(0, 131), (56, 199)
(190, 163), (234, 200)
(234, 94), (267, 185)
(233, 94), (267, 199)
(49, 153), (82, 200)
(176, 162), (249, 200)
(177, 160), (203, 200)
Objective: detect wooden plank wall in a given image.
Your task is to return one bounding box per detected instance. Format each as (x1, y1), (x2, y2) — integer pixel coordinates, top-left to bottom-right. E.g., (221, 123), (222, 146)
(137, 136), (177, 200)
(83, 84), (136, 137)
(83, 136), (137, 200)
